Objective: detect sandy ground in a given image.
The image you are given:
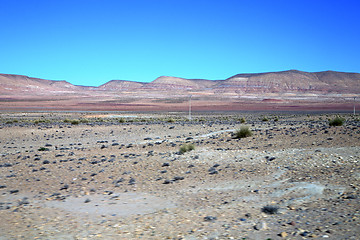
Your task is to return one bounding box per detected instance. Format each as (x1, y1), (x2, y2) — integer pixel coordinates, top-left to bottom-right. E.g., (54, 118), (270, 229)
(0, 112), (359, 239)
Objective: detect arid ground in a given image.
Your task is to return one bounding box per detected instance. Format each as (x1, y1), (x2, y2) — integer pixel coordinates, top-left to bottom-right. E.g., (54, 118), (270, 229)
(0, 111), (359, 239)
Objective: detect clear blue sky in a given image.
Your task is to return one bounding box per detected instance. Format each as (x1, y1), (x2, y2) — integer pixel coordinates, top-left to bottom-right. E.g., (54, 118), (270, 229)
(1, 0), (359, 86)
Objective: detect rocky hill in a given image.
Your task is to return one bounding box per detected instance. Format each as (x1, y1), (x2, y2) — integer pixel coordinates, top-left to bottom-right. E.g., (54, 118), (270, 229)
(221, 70), (360, 93)
(0, 70), (359, 111)
(98, 80), (144, 91)
(0, 73), (83, 95)
(103, 70), (360, 93)
(1, 70), (360, 95)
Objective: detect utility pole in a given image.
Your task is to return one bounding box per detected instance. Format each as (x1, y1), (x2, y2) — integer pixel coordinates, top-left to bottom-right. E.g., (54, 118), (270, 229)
(188, 95), (192, 120)
(354, 97), (356, 115)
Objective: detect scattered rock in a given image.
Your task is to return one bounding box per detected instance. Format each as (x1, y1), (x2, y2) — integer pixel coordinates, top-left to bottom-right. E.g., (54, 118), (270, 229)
(254, 221), (268, 230)
(162, 162), (170, 167)
(261, 205), (279, 215)
(60, 184), (69, 190)
(204, 216), (217, 222)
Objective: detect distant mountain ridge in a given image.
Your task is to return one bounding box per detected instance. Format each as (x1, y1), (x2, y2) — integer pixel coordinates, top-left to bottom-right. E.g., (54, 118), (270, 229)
(1, 70), (360, 95)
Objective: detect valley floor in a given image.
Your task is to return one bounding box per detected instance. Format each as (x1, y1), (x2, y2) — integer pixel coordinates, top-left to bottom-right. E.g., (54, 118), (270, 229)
(0, 112), (359, 239)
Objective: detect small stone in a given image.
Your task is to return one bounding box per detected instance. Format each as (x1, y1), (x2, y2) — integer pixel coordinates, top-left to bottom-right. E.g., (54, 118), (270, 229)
(173, 176), (184, 181)
(245, 213), (251, 218)
(163, 180), (172, 184)
(128, 178), (136, 185)
(288, 205), (296, 210)
(300, 231), (310, 237)
(204, 216), (217, 222)
(254, 221), (267, 230)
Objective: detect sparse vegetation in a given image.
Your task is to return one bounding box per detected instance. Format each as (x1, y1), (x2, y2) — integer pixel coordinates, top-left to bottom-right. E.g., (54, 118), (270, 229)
(71, 120), (80, 125)
(167, 118), (175, 123)
(234, 126), (253, 139)
(262, 117), (269, 122)
(179, 144), (195, 154)
(5, 119), (19, 124)
(329, 116), (345, 126)
(239, 117), (246, 123)
(79, 119), (89, 123)
(34, 119), (49, 124)
(119, 118), (126, 123)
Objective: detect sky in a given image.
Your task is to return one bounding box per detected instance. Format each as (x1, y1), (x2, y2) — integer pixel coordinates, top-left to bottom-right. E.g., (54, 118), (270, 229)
(1, 0), (360, 86)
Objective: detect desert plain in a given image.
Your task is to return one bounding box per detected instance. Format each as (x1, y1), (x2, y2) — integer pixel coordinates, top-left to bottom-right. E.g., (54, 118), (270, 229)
(0, 111), (359, 240)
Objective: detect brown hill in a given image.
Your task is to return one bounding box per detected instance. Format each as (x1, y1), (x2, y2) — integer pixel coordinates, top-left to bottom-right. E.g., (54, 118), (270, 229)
(222, 70), (360, 93)
(145, 76), (207, 90)
(1, 70), (359, 96)
(98, 80), (144, 91)
(1, 70), (359, 111)
(0, 73), (81, 95)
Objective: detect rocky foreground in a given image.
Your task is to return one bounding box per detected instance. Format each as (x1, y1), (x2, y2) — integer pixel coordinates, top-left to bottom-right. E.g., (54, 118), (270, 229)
(0, 112), (359, 239)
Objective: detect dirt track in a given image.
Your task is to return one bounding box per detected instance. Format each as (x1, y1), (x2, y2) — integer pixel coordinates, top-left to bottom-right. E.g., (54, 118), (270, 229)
(0, 112), (359, 239)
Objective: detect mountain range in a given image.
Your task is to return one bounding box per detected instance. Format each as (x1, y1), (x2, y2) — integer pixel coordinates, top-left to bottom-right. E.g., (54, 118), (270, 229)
(1, 70), (359, 111)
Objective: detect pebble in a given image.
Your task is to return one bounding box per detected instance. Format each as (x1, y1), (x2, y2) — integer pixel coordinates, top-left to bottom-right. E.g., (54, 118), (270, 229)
(254, 221), (267, 230)
(204, 216), (217, 222)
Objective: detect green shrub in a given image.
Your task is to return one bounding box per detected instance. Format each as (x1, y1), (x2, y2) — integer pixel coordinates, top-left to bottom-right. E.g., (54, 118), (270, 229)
(63, 119), (71, 123)
(239, 117), (246, 123)
(71, 120), (80, 125)
(5, 119), (19, 124)
(329, 117), (345, 126)
(274, 117), (279, 122)
(167, 118), (175, 123)
(187, 144), (195, 151)
(119, 118), (126, 123)
(234, 126), (253, 139)
(262, 117), (269, 122)
(179, 144), (195, 154)
(79, 119), (89, 123)
(34, 119), (48, 124)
